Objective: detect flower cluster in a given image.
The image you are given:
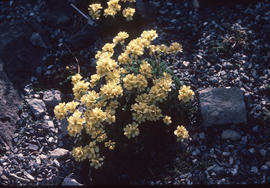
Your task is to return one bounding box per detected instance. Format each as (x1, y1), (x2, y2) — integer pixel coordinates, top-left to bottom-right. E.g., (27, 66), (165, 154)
(89, 0), (136, 21)
(124, 122), (140, 139)
(178, 85), (195, 103)
(54, 30), (194, 170)
(174, 125), (189, 142)
(123, 73), (148, 91)
(88, 3), (102, 20)
(122, 7), (135, 21)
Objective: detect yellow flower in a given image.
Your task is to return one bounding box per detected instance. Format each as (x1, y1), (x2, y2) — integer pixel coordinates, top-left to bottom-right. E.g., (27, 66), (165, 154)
(54, 102), (67, 120)
(67, 110), (85, 137)
(163, 116), (172, 125)
(72, 80), (90, 100)
(104, 0), (121, 17)
(139, 60), (152, 78)
(131, 102), (162, 123)
(105, 140), (116, 150)
(168, 42), (183, 54)
(124, 122), (140, 139)
(123, 73), (148, 91)
(178, 85), (195, 102)
(88, 3), (102, 20)
(72, 146), (85, 162)
(65, 101), (79, 113)
(118, 52), (131, 64)
(174, 125), (189, 142)
(149, 72), (172, 102)
(90, 74), (101, 88)
(140, 30), (158, 41)
(113, 31), (129, 44)
(71, 73), (82, 85)
(100, 81), (123, 99)
(80, 90), (99, 108)
(122, 7), (135, 21)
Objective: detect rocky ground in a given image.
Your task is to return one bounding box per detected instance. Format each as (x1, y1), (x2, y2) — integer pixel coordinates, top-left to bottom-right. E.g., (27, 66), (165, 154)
(0, 0), (270, 185)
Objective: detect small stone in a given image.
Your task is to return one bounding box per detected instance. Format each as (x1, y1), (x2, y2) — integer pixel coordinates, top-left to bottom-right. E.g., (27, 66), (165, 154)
(221, 129), (241, 141)
(199, 132), (205, 139)
(183, 61), (190, 67)
(24, 171), (35, 181)
(192, 148), (200, 156)
(260, 149), (267, 158)
(62, 174), (83, 186)
(265, 161), (270, 167)
(248, 148), (256, 154)
(50, 148), (69, 158)
(42, 90), (62, 113)
(28, 144), (39, 151)
(48, 137), (54, 143)
(251, 166), (258, 174)
(231, 166), (238, 176)
(27, 99), (47, 118)
(53, 159), (60, 167)
(261, 165), (268, 171)
(229, 157), (234, 165)
(222, 152), (230, 157)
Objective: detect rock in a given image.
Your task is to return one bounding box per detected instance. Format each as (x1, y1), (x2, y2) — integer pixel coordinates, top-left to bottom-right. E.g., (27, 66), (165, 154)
(27, 99), (47, 118)
(0, 60), (22, 153)
(42, 89), (61, 114)
(221, 129), (241, 141)
(136, 0), (156, 23)
(68, 24), (99, 50)
(199, 87), (247, 127)
(40, 0), (72, 28)
(30, 32), (47, 48)
(62, 173), (83, 186)
(0, 21), (47, 91)
(28, 144), (39, 151)
(50, 148), (69, 159)
(251, 166), (258, 174)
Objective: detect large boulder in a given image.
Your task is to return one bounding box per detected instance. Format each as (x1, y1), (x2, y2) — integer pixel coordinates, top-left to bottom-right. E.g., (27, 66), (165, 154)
(199, 87), (247, 127)
(0, 59), (22, 153)
(0, 21), (48, 91)
(39, 0), (73, 28)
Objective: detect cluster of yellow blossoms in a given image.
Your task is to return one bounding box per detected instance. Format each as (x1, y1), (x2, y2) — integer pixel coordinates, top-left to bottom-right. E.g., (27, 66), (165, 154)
(88, 0), (136, 21)
(178, 85), (195, 103)
(174, 125), (189, 142)
(54, 29), (194, 169)
(88, 3), (103, 20)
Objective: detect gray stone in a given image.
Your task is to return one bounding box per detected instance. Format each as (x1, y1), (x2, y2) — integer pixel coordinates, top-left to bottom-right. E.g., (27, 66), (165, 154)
(42, 90), (61, 113)
(28, 144), (39, 151)
(260, 149), (267, 158)
(199, 87), (247, 127)
(221, 129), (241, 141)
(50, 148), (69, 158)
(62, 173), (83, 186)
(27, 99), (47, 118)
(251, 166), (258, 174)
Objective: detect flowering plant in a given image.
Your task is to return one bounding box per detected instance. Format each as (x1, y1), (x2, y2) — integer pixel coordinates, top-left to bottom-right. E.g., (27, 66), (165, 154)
(54, 30), (194, 170)
(88, 0), (136, 21)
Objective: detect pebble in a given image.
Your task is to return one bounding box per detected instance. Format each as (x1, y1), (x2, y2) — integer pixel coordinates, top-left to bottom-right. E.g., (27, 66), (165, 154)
(50, 148), (69, 159)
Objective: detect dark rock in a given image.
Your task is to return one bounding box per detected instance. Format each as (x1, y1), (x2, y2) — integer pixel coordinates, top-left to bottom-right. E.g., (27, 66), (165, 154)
(199, 87), (247, 127)
(68, 24), (99, 50)
(0, 61), (22, 153)
(40, 0), (73, 28)
(0, 21), (47, 91)
(221, 129), (241, 141)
